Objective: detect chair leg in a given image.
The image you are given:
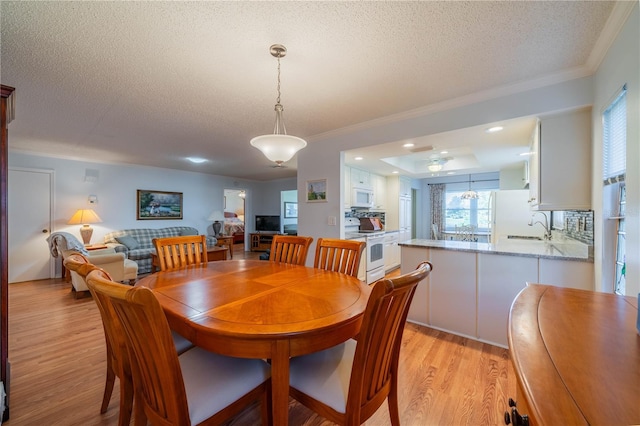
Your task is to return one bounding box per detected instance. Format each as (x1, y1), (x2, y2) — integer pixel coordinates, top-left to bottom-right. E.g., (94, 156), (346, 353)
(101, 362), (116, 413)
(387, 378), (401, 426)
(118, 374), (134, 426)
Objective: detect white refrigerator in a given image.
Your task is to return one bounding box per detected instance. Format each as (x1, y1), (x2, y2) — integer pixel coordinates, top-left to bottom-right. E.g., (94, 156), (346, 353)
(489, 190), (540, 243)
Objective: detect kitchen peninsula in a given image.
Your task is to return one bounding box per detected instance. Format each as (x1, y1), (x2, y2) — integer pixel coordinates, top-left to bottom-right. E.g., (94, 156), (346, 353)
(399, 238), (593, 347)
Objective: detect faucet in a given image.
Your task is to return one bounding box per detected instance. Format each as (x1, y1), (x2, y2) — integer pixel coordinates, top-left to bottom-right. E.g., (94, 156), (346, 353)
(528, 212), (552, 240)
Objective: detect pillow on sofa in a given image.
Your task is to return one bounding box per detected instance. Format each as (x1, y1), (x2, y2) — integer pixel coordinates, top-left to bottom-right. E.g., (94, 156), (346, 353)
(180, 228), (198, 236)
(116, 235), (140, 250)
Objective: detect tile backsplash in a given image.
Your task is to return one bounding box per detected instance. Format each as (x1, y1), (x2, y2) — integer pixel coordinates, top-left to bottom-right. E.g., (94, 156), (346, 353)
(559, 210), (593, 245)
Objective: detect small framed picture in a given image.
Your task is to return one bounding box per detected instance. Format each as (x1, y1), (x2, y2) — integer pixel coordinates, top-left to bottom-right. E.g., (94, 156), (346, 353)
(306, 179), (327, 203)
(284, 202), (298, 218)
(137, 190), (183, 220)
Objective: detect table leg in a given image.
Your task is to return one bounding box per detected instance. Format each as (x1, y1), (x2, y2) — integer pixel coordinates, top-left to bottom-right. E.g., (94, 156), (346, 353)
(271, 340), (290, 426)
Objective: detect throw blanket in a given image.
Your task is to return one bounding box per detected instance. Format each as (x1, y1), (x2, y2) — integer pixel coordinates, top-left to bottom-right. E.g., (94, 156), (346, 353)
(47, 232), (88, 257)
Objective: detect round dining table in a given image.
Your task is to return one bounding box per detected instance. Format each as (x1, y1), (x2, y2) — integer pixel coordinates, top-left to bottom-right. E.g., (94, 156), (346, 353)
(135, 259), (371, 426)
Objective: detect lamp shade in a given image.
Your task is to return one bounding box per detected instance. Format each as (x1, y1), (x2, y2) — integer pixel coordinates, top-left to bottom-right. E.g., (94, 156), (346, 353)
(68, 209), (103, 245)
(67, 209), (103, 225)
(250, 134), (307, 165)
(207, 210), (224, 222)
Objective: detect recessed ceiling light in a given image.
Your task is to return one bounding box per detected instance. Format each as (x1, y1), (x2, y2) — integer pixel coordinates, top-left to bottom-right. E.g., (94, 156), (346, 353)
(392, 171), (399, 174)
(440, 150), (448, 154)
(354, 156), (363, 161)
(403, 143), (414, 148)
(486, 126), (504, 133)
(186, 157), (208, 163)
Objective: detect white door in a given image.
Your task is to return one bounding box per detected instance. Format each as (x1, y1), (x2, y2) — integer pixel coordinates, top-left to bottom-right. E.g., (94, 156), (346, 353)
(8, 168), (54, 283)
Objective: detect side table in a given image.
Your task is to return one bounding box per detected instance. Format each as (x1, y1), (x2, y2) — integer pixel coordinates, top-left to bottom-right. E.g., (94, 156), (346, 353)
(215, 236), (234, 259)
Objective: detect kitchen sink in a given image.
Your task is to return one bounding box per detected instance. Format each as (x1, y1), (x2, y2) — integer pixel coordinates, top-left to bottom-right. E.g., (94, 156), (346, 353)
(507, 235), (543, 241)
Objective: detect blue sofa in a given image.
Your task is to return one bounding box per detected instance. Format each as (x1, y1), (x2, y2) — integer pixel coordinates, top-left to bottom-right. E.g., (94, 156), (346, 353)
(103, 226), (217, 274)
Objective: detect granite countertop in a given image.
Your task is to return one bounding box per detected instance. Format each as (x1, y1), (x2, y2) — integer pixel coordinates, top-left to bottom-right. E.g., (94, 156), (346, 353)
(400, 238), (593, 262)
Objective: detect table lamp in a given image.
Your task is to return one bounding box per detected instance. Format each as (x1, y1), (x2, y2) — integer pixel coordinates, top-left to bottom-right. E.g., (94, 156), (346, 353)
(68, 208), (103, 245)
(208, 210), (224, 237)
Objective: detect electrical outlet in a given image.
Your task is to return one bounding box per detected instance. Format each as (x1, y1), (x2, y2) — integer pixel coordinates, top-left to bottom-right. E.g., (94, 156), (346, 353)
(328, 216), (336, 226)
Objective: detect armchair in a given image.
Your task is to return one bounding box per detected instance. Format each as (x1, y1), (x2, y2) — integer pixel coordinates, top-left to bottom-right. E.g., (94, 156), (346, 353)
(49, 232), (138, 297)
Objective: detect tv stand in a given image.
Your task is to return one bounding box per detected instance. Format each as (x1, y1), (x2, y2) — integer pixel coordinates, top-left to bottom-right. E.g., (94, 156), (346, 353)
(250, 232), (279, 252)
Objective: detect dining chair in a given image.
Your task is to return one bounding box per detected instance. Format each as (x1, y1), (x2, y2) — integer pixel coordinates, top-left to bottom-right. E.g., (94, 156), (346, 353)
(454, 224), (477, 242)
(289, 261), (433, 426)
(85, 269), (272, 426)
(313, 238), (366, 278)
(64, 254), (194, 426)
(268, 235), (313, 265)
(152, 235), (208, 271)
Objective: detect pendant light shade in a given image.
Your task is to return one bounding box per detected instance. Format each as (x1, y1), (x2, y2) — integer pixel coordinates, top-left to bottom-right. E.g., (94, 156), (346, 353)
(461, 175), (478, 199)
(251, 44), (307, 166)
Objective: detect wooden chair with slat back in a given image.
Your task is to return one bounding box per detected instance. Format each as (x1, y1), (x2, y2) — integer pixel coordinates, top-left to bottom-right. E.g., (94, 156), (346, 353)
(64, 254), (194, 426)
(313, 238), (366, 278)
(268, 235), (314, 265)
(152, 235), (208, 271)
(85, 269), (272, 426)
(64, 254), (134, 426)
(289, 261), (432, 426)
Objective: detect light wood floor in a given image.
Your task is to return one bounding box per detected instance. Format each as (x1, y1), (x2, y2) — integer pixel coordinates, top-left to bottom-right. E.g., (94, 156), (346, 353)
(6, 245), (516, 425)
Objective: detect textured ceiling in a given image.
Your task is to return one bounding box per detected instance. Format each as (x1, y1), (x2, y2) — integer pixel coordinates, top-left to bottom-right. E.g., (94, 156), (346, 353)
(0, 1), (622, 180)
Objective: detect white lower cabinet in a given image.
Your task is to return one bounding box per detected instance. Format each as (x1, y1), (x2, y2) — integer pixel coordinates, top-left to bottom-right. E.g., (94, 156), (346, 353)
(401, 245), (594, 348)
(384, 231), (400, 272)
(402, 247), (430, 325)
(477, 254), (538, 347)
(539, 258), (594, 291)
(428, 250), (477, 338)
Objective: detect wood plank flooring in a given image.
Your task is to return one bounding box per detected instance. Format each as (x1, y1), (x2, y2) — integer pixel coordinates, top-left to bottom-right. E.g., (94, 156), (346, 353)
(6, 245), (516, 425)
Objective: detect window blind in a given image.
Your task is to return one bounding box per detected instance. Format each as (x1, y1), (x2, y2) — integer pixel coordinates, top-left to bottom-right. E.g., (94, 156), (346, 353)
(603, 85), (627, 182)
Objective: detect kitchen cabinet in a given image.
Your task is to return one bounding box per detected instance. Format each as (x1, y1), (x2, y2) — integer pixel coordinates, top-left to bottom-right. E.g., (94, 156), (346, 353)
(477, 253), (538, 346)
(528, 108), (592, 210)
(383, 231), (400, 272)
(370, 173), (387, 210)
(402, 246), (430, 324)
(428, 249), (477, 338)
(387, 175), (412, 242)
(350, 167), (370, 187)
(401, 240), (594, 347)
(539, 257), (594, 291)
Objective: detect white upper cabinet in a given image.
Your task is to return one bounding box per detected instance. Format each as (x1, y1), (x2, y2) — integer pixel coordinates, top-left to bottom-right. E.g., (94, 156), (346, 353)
(370, 173), (387, 210)
(529, 108), (592, 211)
(350, 167), (371, 187)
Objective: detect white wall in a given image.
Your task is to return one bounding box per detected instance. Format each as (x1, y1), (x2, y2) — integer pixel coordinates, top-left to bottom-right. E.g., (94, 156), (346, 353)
(8, 152), (295, 268)
(592, 3), (639, 296)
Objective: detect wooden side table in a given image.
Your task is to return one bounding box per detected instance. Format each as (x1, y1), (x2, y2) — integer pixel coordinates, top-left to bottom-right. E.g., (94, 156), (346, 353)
(215, 236), (234, 259)
(150, 246), (228, 273)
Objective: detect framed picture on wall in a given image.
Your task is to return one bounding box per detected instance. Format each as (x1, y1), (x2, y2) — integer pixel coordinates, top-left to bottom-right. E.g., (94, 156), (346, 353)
(284, 202), (298, 218)
(306, 179), (327, 202)
(137, 189), (183, 220)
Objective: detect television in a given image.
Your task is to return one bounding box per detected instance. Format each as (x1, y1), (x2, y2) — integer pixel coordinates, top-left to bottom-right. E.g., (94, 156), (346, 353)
(255, 215), (281, 233)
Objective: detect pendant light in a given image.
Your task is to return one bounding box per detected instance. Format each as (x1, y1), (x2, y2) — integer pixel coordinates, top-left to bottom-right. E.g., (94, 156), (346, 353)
(250, 44), (307, 167)
(461, 175), (478, 199)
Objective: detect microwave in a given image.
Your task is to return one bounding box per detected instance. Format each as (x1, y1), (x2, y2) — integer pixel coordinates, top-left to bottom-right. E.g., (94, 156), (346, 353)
(352, 186), (374, 208)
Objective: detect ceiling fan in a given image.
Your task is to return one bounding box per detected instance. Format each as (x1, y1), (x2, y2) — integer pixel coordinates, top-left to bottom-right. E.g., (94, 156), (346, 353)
(427, 157), (452, 172)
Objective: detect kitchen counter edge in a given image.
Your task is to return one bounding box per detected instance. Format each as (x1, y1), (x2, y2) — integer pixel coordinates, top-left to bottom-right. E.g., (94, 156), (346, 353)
(399, 239), (593, 263)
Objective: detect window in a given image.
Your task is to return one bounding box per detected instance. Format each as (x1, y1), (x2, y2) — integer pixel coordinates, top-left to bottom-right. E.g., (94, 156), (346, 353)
(603, 86), (626, 182)
(444, 190), (491, 232)
(602, 85), (626, 295)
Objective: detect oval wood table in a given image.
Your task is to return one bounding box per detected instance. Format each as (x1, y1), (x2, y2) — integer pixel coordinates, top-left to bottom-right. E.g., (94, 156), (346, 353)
(135, 259), (371, 426)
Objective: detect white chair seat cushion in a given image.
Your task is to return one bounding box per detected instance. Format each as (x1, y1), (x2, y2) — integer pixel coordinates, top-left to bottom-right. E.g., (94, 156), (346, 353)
(289, 339), (357, 413)
(179, 347), (271, 425)
(170, 330), (194, 355)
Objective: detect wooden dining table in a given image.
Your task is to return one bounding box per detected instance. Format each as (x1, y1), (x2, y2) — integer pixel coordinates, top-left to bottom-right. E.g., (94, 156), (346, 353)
(135, 259), (371, 425)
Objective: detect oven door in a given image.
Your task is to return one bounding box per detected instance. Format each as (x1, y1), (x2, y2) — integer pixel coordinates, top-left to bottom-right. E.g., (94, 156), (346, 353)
(366, 234), (385, 271)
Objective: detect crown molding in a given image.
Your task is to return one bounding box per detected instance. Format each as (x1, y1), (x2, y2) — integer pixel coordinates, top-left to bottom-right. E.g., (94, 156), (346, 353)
(585, 0), (637, 72)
